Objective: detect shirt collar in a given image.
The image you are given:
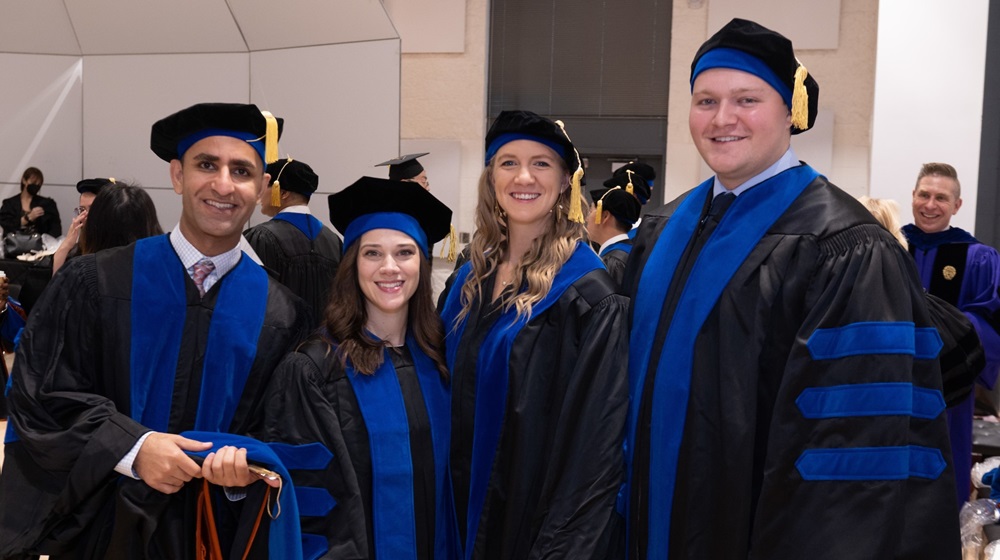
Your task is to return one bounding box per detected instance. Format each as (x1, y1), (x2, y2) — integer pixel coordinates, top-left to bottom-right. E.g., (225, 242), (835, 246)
(598, 232), (631, 256)
(277, 204), (311, 215)
(713, 147), (800, 198)
(169, 223), (243, 278)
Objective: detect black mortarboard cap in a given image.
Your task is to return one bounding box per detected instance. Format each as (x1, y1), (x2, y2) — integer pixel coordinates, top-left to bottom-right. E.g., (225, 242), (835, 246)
(603, 170), (652, 205)
(590, 187), (641, 227)
(612, 161), (656, 184)
(150, 102), (284, 163)
(267, 158), (318, 198)
(691, 18), (819, 134)
(484, 111), (579, 172)
(375, 153), (429, 181)
(328, 176), (452, 258)
(484, 110), (586, 223)
(76, 177), (116, 195)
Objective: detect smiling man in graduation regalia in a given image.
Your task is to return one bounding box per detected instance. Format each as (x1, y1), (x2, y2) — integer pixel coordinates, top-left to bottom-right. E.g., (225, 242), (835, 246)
(903, 162), (1000, 505)
(622, 19), (961, 559)
(0, 102), (310, 559)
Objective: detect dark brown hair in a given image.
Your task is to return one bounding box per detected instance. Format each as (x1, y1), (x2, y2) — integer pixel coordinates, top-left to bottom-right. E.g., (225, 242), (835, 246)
(322, 241), (448, 377)
(79, 182), (163, 255)
(20, 167), (43, 190)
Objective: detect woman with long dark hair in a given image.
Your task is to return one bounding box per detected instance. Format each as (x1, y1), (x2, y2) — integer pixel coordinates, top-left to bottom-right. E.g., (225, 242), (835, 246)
(259, 177), (457, 560)
(439, 111), (628, 558)
(77, 182), (163, 255)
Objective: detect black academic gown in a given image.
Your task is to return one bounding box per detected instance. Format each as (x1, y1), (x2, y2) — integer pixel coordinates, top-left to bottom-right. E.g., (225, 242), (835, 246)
(442, 263), (629, 560)
(0, 241), (309, 560)
(0, 193), (62, 237)
(622, 174), (961, 559)
(244, 217), (342, 329)
(600, 246), (631, 290)
(257, 340), (443, 560)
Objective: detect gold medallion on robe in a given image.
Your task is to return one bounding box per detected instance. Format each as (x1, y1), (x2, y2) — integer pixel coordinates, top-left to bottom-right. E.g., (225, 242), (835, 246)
(942, 265), (957, 281)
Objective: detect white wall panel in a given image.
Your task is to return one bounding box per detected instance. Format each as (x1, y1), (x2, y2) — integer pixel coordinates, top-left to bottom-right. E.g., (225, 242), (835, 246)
(0, 54), (83, 200)
(0, 1), (80, 55)
(398, 139), (461, 256)
(232, 0), (398, 52)
(870, 0), (989, 232)
(82, 53), (251, 229)
(64, 0), (246, 55)
(248, 41), (401, 227)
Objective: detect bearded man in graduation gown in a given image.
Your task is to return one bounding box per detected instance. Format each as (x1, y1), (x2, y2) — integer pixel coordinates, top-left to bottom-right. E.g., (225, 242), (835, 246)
(0, 102), (311, 560)
(622, 19), (961, 559)
(902, 162), (1000, 505)
(244, 157), (342, 328)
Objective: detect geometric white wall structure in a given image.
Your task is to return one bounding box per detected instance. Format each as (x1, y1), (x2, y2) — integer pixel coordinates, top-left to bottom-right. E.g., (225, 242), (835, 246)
(0, 0), (402, 234)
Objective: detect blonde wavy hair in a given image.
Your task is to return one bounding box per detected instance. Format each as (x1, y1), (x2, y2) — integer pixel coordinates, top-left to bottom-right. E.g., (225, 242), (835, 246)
(859, 195), (908, 250)
(454, 158), (586, 326)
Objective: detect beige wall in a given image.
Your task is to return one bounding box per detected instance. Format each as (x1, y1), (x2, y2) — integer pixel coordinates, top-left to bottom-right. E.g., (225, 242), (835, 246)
(399, 0), (488, 238)
(400, 0), (879, 227)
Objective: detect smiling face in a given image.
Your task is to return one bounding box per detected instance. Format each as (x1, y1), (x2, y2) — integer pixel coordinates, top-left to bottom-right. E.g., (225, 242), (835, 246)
(492, 139), (569, 237)
(357, 228), (421, 323)
(689, 67), (792, 189)
(912, 174), (962, 233)
(170, 136), (268, 256)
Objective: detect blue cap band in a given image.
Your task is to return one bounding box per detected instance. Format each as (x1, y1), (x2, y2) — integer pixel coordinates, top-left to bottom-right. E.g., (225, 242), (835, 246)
(343, 212), (429, 258)
(176, 128), (266, 163)
(485, 133), (566, 166)
(691, 47), (792, 108)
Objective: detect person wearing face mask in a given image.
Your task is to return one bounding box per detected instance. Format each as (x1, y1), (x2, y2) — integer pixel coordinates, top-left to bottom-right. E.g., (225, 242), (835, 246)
(0, 167), (62, 238)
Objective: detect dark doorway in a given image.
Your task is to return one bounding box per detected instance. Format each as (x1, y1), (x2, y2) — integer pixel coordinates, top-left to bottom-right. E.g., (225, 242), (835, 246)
(977, 2), (999, 247)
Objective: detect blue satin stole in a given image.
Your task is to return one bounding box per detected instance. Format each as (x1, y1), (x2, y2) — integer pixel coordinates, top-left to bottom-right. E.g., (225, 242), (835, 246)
(129, 234), (268, 433)
(345, 336), (454, 559)
(272, 212), (324, 241)
(441, 242), (603, 559)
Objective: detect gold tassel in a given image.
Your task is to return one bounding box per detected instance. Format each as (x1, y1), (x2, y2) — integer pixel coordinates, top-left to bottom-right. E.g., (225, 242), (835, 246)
(554, 119), (586, 224)
(261, 110), (280, 164)
(568, 168), (585, 223)
(270, 181), (281, 207)
(596, 186), (621, 225)
(440, 224), (458, 262)
(790, 64), (809, 131)
(625, 169), (635, 196)
(270, 157), (292, 207)
(109, 177), (116, 184)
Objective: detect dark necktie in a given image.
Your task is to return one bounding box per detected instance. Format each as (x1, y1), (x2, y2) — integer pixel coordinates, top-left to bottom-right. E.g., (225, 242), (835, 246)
(708, 192), (737, 222)
(698, 191), (737, 238)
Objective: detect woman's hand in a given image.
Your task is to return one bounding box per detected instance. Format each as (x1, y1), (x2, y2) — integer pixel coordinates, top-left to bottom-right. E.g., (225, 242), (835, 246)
(66, 210), (87, 244)
(26, 207), (44, 222)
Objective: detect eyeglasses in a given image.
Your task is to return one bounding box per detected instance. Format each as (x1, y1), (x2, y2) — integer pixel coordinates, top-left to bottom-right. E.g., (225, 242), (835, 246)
(73, 206), (87, 216)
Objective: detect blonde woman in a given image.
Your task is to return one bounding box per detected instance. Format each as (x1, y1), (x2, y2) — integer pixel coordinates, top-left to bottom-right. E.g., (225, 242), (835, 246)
(858, 195), (909, 249)
(439, 110), (628, 559)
